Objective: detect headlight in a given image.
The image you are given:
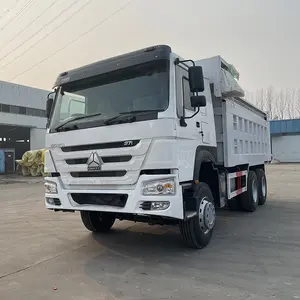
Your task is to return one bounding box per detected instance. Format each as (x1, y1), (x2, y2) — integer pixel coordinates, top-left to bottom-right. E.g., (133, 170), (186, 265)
(142, 179), (175, 196)
(45, 181), (57, 194)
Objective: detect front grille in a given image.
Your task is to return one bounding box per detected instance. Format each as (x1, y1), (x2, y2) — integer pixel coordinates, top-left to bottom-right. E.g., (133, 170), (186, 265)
(66, 155), (132, 165)
(52, 139), (151, 186)
(66, 158), (87, 165)
(71, 193), (128, 207)
(62, 140), (140, 152)
(103, 156), (132, 163)
(70, 171), (126, 178)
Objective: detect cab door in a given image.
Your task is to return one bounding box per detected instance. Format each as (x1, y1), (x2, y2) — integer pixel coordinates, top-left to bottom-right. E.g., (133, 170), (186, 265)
(175, 64), (202, 141)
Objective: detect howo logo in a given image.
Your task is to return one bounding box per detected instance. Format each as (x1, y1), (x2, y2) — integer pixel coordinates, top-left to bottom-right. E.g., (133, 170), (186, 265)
(87, 152), (103, 171)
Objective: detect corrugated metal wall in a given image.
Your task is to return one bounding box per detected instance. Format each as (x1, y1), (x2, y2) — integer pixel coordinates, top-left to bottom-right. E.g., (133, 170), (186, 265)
(272, 135), (300, 162)
(270, 119), (300, 162)
(0, 81), (49, 110)
(270, 119), (300, 135)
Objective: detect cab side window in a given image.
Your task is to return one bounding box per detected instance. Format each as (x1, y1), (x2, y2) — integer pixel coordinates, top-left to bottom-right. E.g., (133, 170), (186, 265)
(182, 77), (194, 111)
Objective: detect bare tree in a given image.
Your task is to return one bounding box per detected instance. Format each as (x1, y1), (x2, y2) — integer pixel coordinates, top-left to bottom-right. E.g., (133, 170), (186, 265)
(275, 89), (287, 120)
(255, 88), (266, 111)
(245, 86), (300, 120)
(295, 88), (300, 118)
(286, 88), (296, 119)
(265, 86), (275, 119)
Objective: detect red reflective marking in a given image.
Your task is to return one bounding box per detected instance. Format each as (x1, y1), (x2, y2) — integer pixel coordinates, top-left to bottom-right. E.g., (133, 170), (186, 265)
(236, 171), (243, 194)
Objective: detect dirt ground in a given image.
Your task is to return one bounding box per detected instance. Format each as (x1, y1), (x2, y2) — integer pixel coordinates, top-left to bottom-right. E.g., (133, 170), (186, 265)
(0, 164), (299, 300)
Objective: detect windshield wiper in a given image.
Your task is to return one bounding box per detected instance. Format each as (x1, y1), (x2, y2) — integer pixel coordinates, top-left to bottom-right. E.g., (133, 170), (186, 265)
(104, 114), (136, 125)
(55, 112), (102, 131)
(104, 109), (162, 125)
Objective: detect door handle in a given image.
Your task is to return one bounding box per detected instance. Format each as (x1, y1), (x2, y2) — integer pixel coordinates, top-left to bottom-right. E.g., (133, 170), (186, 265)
(196, 122), (200, 128)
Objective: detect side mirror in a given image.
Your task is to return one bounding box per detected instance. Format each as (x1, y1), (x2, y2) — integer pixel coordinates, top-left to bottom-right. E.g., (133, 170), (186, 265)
(191, 95), (206, 108)
(188, 66), (205, 93)
(46, 98), (53, 119)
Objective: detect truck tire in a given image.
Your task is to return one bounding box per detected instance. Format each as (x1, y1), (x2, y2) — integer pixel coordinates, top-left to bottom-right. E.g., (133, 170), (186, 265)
(256, 169), (267, 205)
(179, 182), (216, 249)
(240, 170), (258, 212)
(80, 211), (115, 232)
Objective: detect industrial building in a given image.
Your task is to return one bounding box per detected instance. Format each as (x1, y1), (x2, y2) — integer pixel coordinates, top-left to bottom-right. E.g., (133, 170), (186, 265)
(0, 81), (49, 173)
(270, 119), (300, 163)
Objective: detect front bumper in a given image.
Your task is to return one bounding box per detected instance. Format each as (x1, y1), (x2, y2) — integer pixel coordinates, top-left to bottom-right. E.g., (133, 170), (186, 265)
(44, 174), (184, 219)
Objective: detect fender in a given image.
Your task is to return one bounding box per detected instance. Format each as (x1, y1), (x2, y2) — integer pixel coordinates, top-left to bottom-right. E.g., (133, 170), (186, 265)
(193, 146), (217, 181)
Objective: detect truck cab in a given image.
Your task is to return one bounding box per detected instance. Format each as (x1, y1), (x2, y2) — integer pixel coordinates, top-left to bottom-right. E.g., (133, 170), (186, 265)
(44, 45), (270, 249)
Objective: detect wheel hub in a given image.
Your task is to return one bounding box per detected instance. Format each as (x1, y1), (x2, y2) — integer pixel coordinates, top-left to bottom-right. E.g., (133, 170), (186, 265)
(199, 198), (216, 232)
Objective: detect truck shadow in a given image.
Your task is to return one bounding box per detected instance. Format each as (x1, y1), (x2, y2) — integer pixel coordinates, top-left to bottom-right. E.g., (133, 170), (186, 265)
(84, 205), (278, 299)
(87, 205), (266, 257)
(83, 207), (269, 285)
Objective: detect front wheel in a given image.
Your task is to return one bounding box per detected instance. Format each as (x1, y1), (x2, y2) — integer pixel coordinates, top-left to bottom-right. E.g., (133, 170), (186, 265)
(80, 211), (115, 232)
(179, 182), (216, 249)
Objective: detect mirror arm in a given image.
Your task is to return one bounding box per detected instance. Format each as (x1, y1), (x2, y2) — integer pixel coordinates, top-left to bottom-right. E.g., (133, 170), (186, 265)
(184, 107), (200, 120)
(47, 91), (55, 100)
(174, 58), (195, 67)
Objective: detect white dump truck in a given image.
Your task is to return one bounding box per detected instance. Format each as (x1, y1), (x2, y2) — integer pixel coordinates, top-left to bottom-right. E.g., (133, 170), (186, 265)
(44, 45), (271, 249)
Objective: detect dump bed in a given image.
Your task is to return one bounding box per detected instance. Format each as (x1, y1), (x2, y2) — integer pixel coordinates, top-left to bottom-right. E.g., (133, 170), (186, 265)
(214, 96), (271, 167)
(196, 56), (271, 168)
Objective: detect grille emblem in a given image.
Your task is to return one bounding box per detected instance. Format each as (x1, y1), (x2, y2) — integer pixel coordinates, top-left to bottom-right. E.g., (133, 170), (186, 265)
(87, 152), (103, 171)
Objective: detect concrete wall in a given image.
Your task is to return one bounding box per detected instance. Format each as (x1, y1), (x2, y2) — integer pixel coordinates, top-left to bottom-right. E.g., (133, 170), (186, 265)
(30, 128), (46, 150)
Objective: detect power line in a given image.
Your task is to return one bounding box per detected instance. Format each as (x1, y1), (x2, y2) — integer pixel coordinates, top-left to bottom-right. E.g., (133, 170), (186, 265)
(0, 0), (88, 68)
(0, 0), (71, 63)
(0, 0), (81, 64)
(9, 0), (133, 82)
(0, 0), (37, 31)
(0, 0), (60, 52)
(0, 0), (34, 29)
(0, 0), (22, 22)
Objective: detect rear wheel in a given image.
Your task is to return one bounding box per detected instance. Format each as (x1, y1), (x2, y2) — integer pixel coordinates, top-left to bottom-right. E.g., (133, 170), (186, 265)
(256, 169), (267, 205)
(179, 182), (216, 249)
(80, 211), (115, 232)
(240, 170), (258, 212)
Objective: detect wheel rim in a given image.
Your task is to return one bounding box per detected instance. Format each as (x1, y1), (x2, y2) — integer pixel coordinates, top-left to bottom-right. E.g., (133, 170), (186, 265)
(261, 176), (266, 197)
(199, 197), (216, 234)
(252, 178), (258, 203)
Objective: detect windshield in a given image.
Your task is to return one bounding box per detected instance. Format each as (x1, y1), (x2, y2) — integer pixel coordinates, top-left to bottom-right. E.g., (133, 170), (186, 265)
(49, 59), (169, 131)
